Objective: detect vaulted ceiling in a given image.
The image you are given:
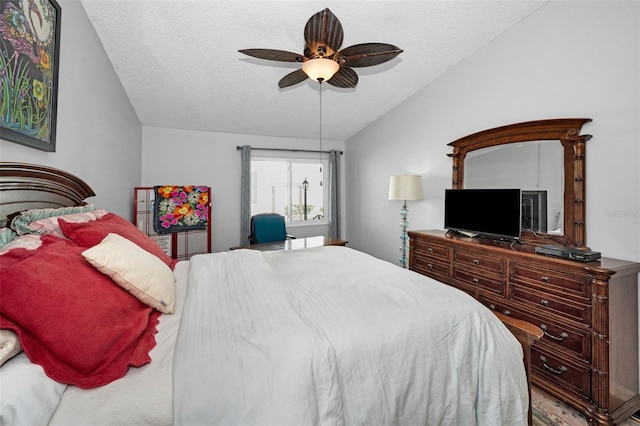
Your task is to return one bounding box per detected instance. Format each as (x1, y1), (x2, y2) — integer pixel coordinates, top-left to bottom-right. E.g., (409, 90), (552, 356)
(80, 0), (548, 141)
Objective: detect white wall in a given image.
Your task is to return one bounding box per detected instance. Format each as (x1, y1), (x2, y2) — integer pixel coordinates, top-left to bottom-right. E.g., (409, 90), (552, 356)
(346, 0), (640, 264)
(141, 127), (345, 253)
(0, 0), (141, 219)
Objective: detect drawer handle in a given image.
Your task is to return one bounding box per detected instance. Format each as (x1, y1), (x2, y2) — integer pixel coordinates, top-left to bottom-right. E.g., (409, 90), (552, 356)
(472, 278), (480, 284)
(489, 304), (496, 310)
(541, 276), (550, 283)
(427, 248), (433, 253)
(473, 259), (480, 265)
(540, 324), (569, 342)
(503, 310), (510, 316)
(540, 299), (550, 307)
(540, 356), (568, 375)
(427, 263), (433, 269)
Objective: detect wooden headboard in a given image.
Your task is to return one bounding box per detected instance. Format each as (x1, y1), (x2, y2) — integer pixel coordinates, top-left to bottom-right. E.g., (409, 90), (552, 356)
(0, 162), (95, 227)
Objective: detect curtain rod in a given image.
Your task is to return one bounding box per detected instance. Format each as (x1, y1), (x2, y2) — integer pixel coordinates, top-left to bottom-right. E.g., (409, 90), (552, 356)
(236, 146), (343, 155)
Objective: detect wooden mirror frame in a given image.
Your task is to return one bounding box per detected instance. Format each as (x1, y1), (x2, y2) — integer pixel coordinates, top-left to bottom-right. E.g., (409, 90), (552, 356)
(447, 118), (592, 249)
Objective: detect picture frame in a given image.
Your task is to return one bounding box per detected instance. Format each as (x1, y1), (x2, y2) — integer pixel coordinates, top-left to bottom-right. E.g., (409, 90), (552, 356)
(0, 0), (62, 152)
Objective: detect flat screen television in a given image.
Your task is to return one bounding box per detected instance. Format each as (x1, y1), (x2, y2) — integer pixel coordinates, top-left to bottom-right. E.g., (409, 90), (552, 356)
(444, 188), (522, 240)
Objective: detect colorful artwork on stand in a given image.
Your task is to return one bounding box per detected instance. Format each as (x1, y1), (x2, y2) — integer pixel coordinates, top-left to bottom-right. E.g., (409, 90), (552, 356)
(153, 186), (210, 234)
(0, 0), (61, 151)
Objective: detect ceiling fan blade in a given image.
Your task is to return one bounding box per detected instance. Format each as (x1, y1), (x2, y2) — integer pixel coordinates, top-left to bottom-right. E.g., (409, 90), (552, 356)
(278, 69), (309, 88)
(335, 43), (403, 67)
(304, 8), (344, 58)
(239, 49), (305, 63)
(326, 67), (358, 88)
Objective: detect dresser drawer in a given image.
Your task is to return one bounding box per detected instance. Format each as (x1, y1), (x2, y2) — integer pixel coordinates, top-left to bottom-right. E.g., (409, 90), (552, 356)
(412, 239), (451, 262)
(478, 295), (516, 318)
(454, 250), (506, 275)
(511, 262), (590, 301)
(413, 255), (450, 282)
(532, 345), (591, 400)
(536, 318), (590, 362)
(510, 284), (591, 324)
(453, 268), (505, 296)
(479, 296), (590, 361)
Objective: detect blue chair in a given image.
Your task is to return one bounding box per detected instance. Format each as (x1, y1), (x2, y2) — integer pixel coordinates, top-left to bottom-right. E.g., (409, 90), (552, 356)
(249, 213), (295, 244)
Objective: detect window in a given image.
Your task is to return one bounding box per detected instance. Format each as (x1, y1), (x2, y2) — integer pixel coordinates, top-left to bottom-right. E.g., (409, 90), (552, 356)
(251, 156), (328, 225)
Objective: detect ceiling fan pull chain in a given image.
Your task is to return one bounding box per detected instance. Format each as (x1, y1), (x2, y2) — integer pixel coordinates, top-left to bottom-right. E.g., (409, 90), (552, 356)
(319, 82), (323, 186)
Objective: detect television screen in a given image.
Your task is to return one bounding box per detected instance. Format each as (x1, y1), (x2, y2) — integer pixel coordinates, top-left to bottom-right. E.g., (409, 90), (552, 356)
(444, 188), (522, 239)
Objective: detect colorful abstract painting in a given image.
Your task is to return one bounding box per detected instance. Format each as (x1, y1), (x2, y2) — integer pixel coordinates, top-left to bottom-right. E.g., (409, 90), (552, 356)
(0, 0), (61, 151)
(153, 186), (210, 234)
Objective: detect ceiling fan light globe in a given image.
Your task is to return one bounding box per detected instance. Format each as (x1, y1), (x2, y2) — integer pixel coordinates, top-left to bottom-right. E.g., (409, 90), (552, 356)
(302, 58), (339, 82)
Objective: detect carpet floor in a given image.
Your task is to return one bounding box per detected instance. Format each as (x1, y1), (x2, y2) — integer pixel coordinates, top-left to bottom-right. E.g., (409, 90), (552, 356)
(531, 386), (639, 425)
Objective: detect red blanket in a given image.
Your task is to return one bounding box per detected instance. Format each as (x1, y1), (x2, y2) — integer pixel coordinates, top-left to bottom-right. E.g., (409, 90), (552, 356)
(0, 236), (160, 388)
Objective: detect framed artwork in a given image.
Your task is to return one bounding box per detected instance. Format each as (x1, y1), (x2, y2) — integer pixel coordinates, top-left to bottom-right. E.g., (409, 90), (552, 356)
(0, 0), (61, 152)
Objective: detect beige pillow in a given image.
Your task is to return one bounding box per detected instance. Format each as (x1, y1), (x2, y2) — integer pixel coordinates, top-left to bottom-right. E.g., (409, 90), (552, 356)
(0, 329), (22, 366)
(82, 233), (176, 314)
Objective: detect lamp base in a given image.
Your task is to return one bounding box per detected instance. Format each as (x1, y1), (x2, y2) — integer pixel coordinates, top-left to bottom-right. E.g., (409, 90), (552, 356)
(399, 200), (409, 268)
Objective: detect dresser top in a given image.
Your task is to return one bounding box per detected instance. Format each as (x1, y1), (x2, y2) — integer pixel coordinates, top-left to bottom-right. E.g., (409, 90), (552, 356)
(409, 229), (640, 275)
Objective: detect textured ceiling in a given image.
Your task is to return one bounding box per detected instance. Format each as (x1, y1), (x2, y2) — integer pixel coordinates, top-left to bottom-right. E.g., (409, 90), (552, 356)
(80, 0), (548, 142)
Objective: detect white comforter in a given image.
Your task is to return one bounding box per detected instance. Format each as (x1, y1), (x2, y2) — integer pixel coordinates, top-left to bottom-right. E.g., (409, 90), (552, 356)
(173, 246), (528, 425)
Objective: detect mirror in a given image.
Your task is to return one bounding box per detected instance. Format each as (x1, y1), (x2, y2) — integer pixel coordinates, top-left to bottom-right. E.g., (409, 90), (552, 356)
(448, 119), (592, 248)
(465, 141), (563, 235)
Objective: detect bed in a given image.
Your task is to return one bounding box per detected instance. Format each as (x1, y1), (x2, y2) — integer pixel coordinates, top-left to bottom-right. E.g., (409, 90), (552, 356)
(0, 162), (541, 425)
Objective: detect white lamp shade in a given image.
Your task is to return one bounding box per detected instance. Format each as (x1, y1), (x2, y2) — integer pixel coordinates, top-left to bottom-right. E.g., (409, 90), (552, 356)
(388, 175), (423, 201)
(302, 58), (340, 82)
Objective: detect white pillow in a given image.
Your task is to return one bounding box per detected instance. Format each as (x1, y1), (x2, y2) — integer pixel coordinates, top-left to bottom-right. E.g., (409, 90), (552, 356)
(82, 233), (176, 314)
(0, 353), (67, 426)
(0, 330), (21, 366)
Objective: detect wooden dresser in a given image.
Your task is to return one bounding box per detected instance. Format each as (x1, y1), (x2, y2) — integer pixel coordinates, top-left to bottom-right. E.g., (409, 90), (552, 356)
(409, 229), (640, 425)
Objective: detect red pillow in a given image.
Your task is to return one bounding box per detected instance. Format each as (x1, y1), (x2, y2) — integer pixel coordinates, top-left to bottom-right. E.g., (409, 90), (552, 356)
(0, 236), (160, 388)
(59, 213), (173, 267)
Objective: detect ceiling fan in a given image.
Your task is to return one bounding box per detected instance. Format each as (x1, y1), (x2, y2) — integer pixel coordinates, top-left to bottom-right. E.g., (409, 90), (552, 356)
(239, 8), (403, 88)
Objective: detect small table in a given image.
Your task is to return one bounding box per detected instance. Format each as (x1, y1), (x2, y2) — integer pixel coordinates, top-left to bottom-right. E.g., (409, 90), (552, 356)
(230, 236), (348, 252)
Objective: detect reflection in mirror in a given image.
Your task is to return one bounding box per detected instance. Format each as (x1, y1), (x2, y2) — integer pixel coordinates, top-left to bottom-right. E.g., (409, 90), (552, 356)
(465, 141), (564, 235)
